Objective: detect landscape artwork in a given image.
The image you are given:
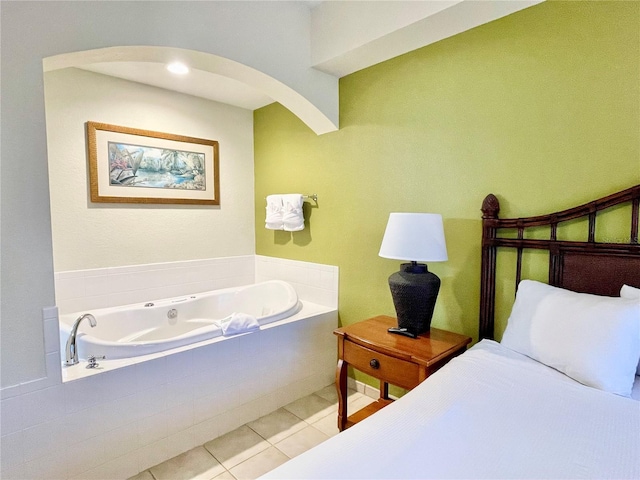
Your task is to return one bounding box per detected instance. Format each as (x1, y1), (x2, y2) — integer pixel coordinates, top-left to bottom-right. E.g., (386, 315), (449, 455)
(109, 142), (206, 191)
(87, 122), (220, 205)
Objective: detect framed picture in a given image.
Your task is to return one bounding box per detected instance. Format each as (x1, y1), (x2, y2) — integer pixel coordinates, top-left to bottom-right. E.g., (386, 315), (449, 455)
(87, 122), (220, 205)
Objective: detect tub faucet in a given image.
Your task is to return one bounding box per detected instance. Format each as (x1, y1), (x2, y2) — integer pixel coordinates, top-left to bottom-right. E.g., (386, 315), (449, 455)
(64, 313), (97, 366)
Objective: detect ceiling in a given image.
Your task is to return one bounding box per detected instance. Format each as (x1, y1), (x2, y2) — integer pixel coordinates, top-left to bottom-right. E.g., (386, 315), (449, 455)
(80, 62), (274, 110)
(76, 1), (541, 112)
(77, 1), (324, 111)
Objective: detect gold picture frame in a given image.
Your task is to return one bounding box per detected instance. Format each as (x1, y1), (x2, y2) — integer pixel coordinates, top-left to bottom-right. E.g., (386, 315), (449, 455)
(87, 121), (220, 205)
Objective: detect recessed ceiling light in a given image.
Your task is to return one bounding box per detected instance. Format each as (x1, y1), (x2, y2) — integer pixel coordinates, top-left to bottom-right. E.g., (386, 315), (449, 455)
(166, 62), (189, 75)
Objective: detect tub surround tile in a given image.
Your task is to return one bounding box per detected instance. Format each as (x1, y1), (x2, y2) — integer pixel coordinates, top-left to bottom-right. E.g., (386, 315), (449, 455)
(102, 423), (141, 464)
(150, 446), (225, 480)
(255, 255), (339, 308)
(20, 384), (66, 428)
(55, 275), (87, 301)
(212, 399), (264, 444)
(138, 437), (171, 473)
(0, 382), (22, 401)
(44, 319), (60, 355)
(21, 416), (67, 463)
(85, 450), (140, 480)
(165, 401), (195, 438)
(137, 411), (169, 446)
(228, 447), (289, 480)
(25, 450), (68, 480)
(167, 426), (201, 462)
(63, 402), (112, 444)
(65, 431), (109, 478)
(204, 425), (270, 470)
(128, 470), (155, 480)
(55, 256), (256, 315)
(274, 425), (329, 459)
(164, 350), (195, 381)
(0, 462), (28, 480)
(189, 416), (220, 447)
(0, 396), (25, 435)
(0, 431), (25, 469)
(193, 390), (236, 425)
(165, 375), (197, 409)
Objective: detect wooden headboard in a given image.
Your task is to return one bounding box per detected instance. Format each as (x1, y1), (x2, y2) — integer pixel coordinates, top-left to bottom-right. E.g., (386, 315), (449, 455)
(479, 184), (640, 340)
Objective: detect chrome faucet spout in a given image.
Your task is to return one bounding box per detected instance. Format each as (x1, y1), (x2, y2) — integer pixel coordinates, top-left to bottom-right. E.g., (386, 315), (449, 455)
(64, 313), (97, 366)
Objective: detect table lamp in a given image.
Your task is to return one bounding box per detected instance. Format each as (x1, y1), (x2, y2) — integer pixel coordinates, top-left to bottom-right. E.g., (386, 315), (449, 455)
(379, 213), (448, 338)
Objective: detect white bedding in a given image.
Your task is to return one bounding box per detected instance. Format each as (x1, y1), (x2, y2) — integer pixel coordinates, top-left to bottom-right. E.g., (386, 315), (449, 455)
(263, 341), (640, 479)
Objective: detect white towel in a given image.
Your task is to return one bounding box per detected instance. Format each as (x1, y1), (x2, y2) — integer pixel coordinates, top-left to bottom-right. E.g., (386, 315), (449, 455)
(216, 312), (260, 336)
(265, 195), (284, 230)
(282, 194), (304, 231)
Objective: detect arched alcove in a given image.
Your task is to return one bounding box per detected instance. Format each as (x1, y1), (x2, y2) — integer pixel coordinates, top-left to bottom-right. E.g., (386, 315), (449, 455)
(44, 46), (338, 135)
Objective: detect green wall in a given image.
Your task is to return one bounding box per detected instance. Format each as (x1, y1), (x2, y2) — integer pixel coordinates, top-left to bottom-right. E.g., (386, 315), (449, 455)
(254, 1), (639, 379)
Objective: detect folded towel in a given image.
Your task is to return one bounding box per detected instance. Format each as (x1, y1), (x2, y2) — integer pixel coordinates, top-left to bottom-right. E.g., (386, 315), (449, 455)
(282, 194), (304, 231)
(216, 312), (260, 336)
(265, 195), (284, 230)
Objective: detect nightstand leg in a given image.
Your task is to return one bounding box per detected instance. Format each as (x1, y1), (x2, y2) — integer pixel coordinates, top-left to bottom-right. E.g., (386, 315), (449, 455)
(336, 358), (348, 431)
(380, 381), (389, 400)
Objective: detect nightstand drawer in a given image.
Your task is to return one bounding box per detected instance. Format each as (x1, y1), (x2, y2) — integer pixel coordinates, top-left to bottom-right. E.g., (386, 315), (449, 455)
(343, 340), (420, 389)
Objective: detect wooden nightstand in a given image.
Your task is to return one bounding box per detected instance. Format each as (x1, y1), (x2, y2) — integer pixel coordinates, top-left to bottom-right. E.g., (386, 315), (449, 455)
(334, 315), (472, 431)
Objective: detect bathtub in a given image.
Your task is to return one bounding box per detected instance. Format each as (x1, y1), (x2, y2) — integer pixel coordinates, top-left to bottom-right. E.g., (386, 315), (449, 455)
(59, 280), (301, 360)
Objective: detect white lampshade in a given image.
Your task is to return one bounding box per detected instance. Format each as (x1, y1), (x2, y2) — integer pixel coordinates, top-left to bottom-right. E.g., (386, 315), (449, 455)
(379, 213), (448, 262)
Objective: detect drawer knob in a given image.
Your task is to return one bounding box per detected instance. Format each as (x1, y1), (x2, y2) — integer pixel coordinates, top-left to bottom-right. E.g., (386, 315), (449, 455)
(369, 358), (380, 369)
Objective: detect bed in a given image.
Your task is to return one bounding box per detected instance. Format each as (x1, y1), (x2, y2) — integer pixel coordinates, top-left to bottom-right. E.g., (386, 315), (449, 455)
(263, 184), (640, 479)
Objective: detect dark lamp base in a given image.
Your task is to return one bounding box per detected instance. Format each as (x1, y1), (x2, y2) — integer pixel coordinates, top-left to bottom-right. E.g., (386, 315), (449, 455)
(388, 262), (441, 335)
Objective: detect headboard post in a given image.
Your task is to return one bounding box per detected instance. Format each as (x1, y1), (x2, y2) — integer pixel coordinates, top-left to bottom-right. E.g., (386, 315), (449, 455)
(479, 194), (500, 340)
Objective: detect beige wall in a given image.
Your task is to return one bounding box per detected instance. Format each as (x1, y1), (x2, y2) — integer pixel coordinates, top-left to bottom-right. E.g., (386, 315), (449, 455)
(45, 68), (256, 272)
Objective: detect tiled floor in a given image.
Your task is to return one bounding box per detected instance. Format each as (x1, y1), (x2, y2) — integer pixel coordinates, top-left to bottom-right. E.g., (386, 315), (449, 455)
(129, 385), (373, 480)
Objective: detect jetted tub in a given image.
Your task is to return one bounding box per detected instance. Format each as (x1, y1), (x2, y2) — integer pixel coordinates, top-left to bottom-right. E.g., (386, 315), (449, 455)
(59, 280), (301, 360)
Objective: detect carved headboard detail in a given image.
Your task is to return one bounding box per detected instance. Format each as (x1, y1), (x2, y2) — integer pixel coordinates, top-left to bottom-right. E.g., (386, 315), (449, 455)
(479, 184), (640, 340)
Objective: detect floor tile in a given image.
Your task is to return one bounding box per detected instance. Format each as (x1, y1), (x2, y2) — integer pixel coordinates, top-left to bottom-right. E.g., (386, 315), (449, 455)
(149, 446), (225, 480)
(311, 412), (340, 437)
(204, 425), (270, 470)
(247, 408), (306, 444)
(315, 385), (364, 405)
(347, 392), (375, 412)
(213, 471), (236, 480)
(274, 425), (329, 459)
(229, 447), (289, 480)
(283, 394), (335, 424)
(127, 471), (155, 480)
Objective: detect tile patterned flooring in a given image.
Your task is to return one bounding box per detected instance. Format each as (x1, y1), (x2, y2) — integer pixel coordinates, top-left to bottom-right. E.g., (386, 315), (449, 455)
(128, 385), (373, 480)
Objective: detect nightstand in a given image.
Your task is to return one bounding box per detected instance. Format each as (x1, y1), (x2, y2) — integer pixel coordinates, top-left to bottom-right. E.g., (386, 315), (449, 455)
(334, 315), (472, 431)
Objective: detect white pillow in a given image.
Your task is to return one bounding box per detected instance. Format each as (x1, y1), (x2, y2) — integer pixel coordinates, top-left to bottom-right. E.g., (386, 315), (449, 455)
(620, 285), (640, 375)
(621, 284), (640, 300)
(501, 280), (640, 397)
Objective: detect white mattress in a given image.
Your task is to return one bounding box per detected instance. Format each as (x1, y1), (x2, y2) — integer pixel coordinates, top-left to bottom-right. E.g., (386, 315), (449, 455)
(263, 340), (640, 479)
